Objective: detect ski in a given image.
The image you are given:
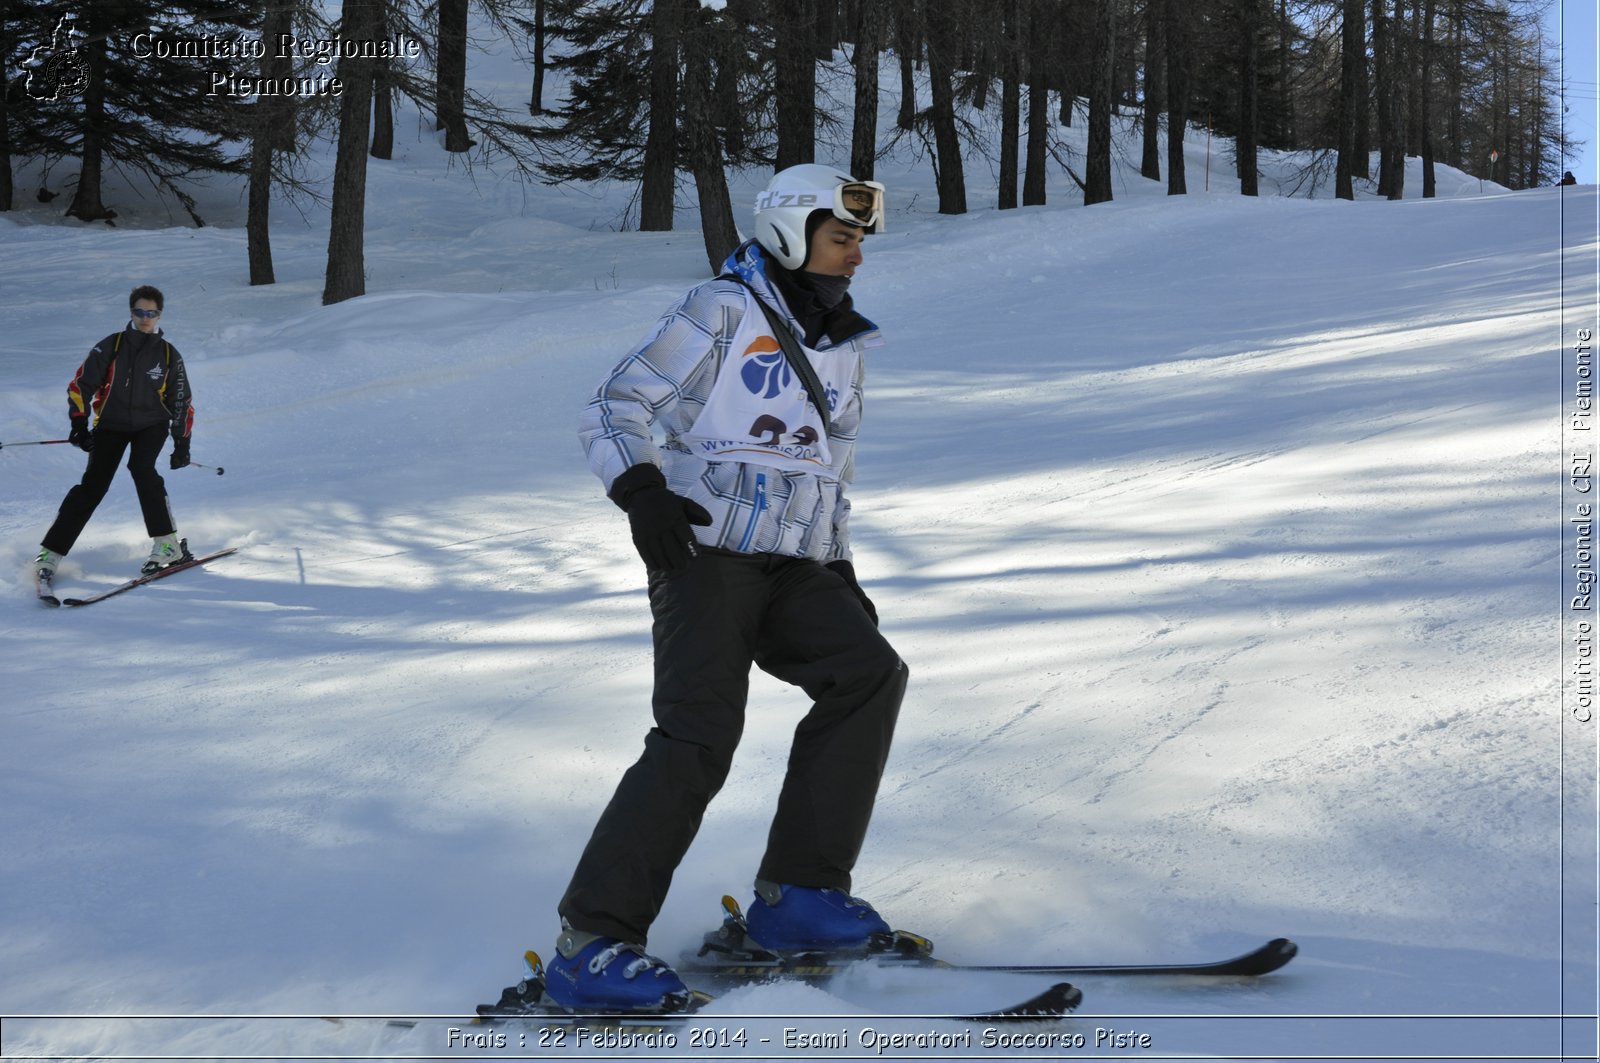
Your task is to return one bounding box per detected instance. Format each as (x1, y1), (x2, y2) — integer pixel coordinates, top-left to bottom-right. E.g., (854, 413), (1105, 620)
(62, 546), (237, 607)
(476, 948), (1079, 1029)
(923, 937), (1298, 979)
(684, 895), (1296, 981)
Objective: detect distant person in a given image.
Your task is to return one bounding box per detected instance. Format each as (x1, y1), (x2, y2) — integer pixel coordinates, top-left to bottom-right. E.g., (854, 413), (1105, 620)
(1561, 171), (1577, 186)
(548, 164), (905, 1013)
(35, 285), (195, 596)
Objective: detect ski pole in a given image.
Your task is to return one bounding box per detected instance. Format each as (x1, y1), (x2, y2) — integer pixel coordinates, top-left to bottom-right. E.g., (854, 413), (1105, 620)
(188, 461), (225, 476)
(0, 439), (70, 449)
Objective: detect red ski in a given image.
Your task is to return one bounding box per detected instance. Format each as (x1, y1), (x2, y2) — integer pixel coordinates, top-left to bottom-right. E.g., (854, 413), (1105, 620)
(63, 547), (237, 607)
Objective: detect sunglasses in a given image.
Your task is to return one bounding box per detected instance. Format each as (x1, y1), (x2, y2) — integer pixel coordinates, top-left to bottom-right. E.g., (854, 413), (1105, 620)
(131, 308), (162, 319)
(834, 181), (886, 233)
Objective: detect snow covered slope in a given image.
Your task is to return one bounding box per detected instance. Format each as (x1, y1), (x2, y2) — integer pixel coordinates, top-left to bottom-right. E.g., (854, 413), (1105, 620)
(0, 42), (1592, 1063)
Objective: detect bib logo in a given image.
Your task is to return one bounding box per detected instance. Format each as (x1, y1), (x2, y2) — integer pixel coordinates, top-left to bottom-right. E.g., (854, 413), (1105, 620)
(740, 336), (791, 399)
(24, 15), (88, 101)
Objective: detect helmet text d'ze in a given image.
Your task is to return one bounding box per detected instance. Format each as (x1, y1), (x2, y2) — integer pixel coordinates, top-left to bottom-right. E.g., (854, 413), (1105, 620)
(755, 164), (886, 270)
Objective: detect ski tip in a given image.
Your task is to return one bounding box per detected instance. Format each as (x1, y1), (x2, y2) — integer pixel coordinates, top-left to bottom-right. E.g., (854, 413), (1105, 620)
(966, 980), (1082, 1022)
(1221, 937), (1298, 977)
(1054, 981), (1085, 1013)
(1261, 937), (1298, 971)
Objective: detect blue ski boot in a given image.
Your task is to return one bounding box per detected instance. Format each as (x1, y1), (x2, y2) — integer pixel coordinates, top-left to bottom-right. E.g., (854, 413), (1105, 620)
(744, 879), (892, 953)
(541, 927), (691, 1013)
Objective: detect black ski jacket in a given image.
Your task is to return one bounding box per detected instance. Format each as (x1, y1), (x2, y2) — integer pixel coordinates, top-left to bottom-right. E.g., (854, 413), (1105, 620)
(68, 324), (194, 439)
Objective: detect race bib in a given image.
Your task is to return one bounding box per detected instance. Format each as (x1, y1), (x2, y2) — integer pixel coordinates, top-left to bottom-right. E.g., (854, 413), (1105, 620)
(682, 291), (857, 476)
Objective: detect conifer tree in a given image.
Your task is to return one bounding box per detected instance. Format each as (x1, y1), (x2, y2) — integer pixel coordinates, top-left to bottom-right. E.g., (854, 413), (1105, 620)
(7, 1), (257, 224)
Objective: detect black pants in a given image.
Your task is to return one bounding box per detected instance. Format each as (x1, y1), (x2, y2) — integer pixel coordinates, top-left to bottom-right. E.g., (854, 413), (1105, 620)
(42, 424), (175, 556)
(558, 549), (908, 946)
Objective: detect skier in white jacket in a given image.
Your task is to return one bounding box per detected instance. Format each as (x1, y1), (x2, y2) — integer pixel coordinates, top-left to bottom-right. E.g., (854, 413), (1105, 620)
(549, 165), (908, 1013)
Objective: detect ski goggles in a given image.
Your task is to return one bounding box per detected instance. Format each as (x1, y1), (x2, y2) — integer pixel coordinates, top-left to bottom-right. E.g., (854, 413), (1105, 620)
(835, 180), (886, 232)
(130, 308), (162, 319)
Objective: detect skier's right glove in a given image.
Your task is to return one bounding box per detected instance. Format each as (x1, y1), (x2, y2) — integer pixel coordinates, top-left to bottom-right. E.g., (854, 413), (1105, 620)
(609, 463), (713, 572)
(68, 418), (92, 452)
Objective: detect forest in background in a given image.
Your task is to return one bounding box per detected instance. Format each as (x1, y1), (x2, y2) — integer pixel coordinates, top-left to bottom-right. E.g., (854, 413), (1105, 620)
(0, 0), (1575, 304)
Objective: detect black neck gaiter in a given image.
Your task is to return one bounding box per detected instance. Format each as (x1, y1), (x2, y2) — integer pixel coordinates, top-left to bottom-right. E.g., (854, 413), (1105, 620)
(771, 267), (855, 347)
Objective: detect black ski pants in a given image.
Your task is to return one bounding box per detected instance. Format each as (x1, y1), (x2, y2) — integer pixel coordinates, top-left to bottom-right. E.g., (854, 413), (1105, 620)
(42, 424), (175, 556)
(558, 548), (908, 946)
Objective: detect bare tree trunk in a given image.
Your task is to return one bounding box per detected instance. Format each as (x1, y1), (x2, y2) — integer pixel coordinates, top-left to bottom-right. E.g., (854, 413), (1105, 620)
(1164, 0), (1190, 195)
(776, 0), (816, 169)
(1084, 0), (1116, 204)
(437, 0), (472, 151)
(1395, 0), (1409, 197)
(1336, 0), (1363, 199)
(323, 0), (379, 305)
(850, 0), (882, 179)
(1526, 36), (1541, 187)
(371, 0), (394, 160)
(1373, 0), (1393, 195)
(1420, 0), (1436, 196)
(1277, 0), (1292, 144)
(530, 0), (547, 114)
(247, 128), (276, 285)
(716, 12), (744, 157)
(896, 3), (918, 130)
(816, 0), (838, 57)
(998, 0), (1021, 208)
(925, 0), (967, 214)
(683, 0), (737, 273)
(1385, 0), (1405, 199)
(1141, 0), (1164, 181)
(1058, 14), (1075, 128)
(640, 0), (680, 231)
(1498, 39), (1510, 185)
(1446, 0), (1462, 167)
(65, 24), (114, 222)
(1237, 0), (1260, 196)
(372, 76), (394, 159)
(972, 27), (991, 111)
(248, 3), (294, 285)
(1023, 0), (1048, 205)
(1353, 1), (1371, 175)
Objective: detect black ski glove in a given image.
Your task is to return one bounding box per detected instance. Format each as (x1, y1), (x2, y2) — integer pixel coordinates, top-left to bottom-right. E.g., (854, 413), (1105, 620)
(169, 436), (191, 470)
(609, 464), (713, 572)
(827, 559), (878, 627)
(68, 418), (92, 452)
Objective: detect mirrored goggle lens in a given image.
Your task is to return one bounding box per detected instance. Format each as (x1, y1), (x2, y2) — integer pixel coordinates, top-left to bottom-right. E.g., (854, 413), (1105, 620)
(836, 182), (884, 227)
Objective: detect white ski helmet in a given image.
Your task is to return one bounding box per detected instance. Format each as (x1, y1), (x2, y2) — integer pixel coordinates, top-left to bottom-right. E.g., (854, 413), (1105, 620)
(753, 164), (886, 270)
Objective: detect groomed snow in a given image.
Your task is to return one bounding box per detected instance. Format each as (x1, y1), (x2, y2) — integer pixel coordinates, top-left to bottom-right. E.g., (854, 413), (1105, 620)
(0, 36), (1593, 1063)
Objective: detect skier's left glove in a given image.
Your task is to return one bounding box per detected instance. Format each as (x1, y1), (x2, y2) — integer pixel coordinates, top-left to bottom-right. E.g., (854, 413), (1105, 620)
(827, 559), (878, 627)
(169, 436), (191, 470)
